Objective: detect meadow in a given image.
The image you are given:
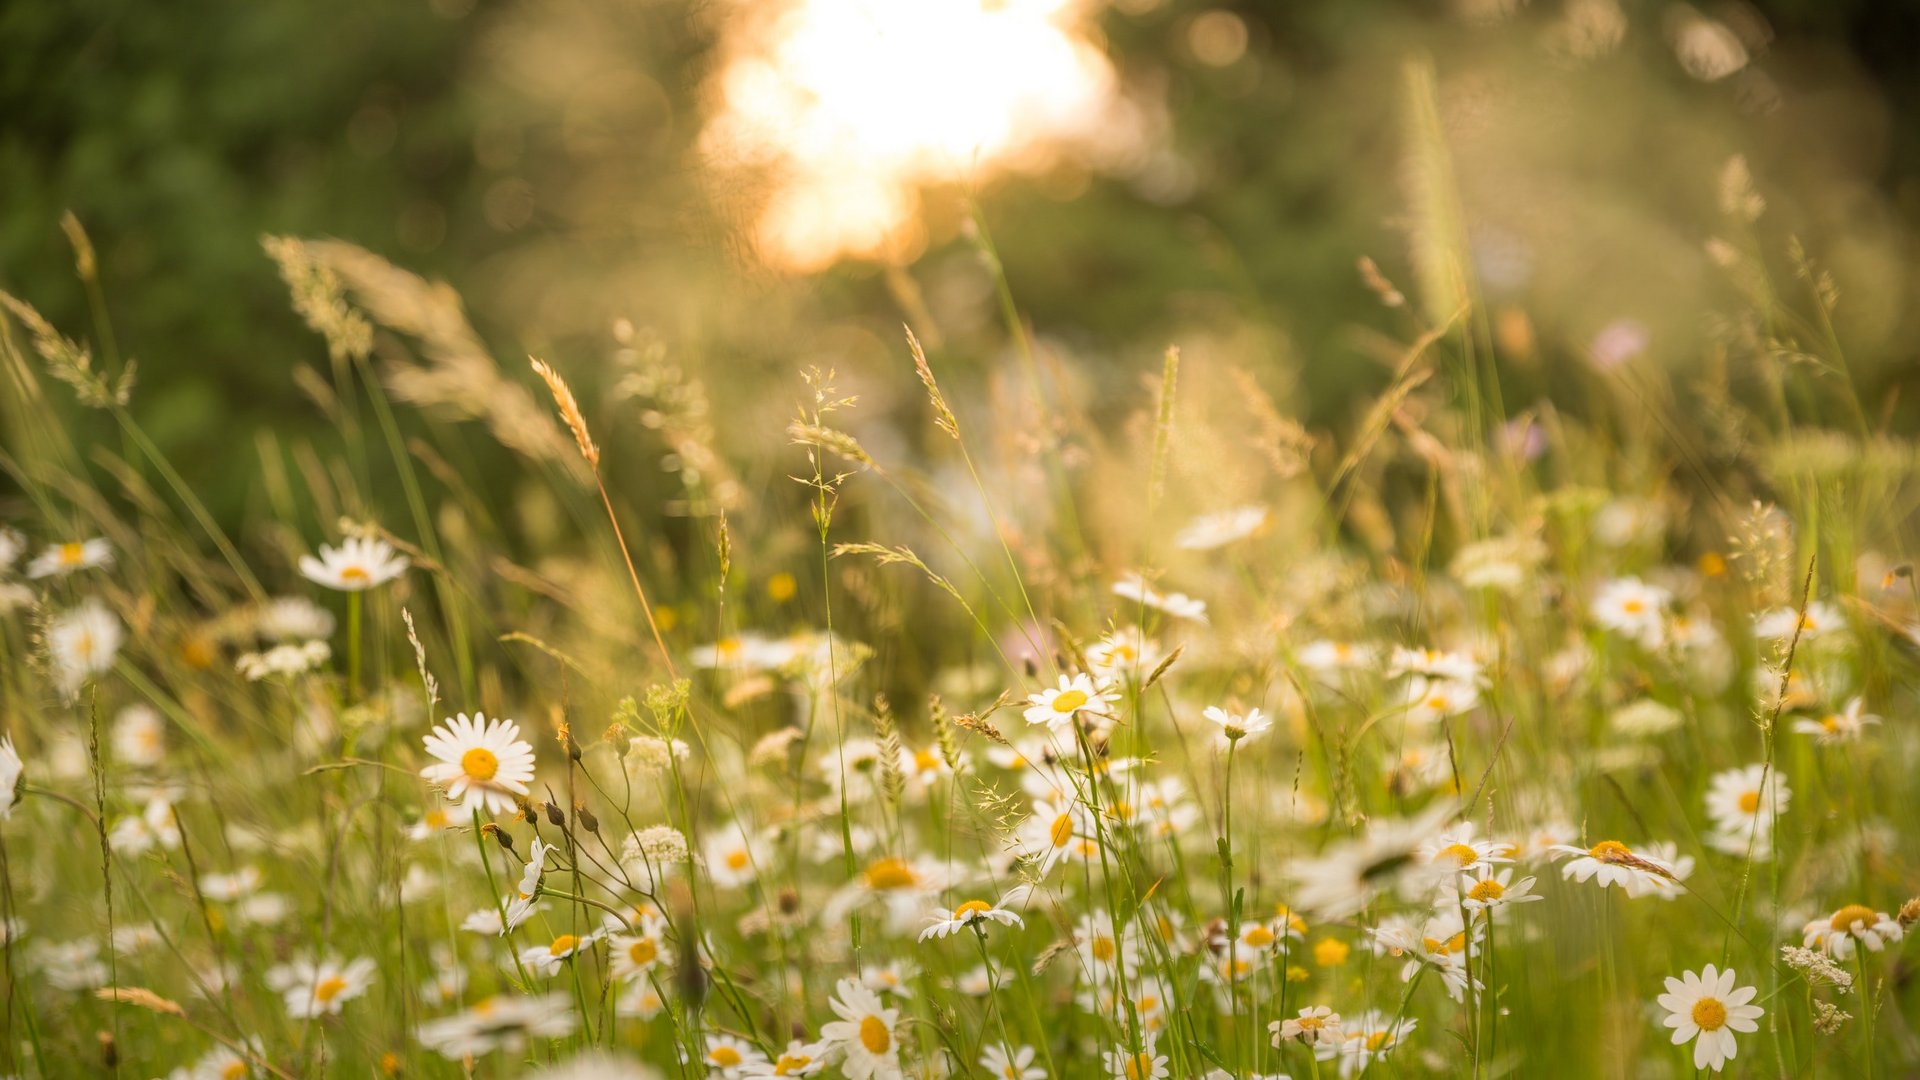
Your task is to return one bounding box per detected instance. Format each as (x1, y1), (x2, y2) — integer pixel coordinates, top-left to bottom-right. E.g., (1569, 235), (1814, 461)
(3, 49), (1920, 1080)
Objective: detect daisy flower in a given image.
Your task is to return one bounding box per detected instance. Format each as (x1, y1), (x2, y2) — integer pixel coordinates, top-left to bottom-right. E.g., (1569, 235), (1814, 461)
(1591, 576), (1672, 645)
(298, 535), (409, 591)
(703, 1033), (767, 1077)
(1101, 1035), (1169, 1080)
(1014, 798), (1092, 875)
(1073, 911), (1139, 979)
(819, 978), (901, 1080)
(418, 993), (576, 1058)
(1085, 627), (1162, 681)
(1174, 505), (1268, 550)
(1272, 1005), (1342, 1046)
(1754, 600), (1843, 641)
(1021, 673), (1116, 730)
(111, 705), (166, 768)
(1319, 1011), (1415, 1077)
(48, 598), (123, 695)
(1791, 697), (1880, 744)
(1551, 839), (1690, 898)
(1703, 764), (1789, 836)
(704, 823), (765, 889)
(1386, 645), (1482, 684)
(1416, 823), (1512, 880)
(419, 712), (536, 816)
(268, 955), (376, 1017)
(257, 595), (337, 640)
(1656, 964), (1762, 1072)
(747, 1039), (830, 1077)
(1289, 803), (1456, 919)
(918, 896), (1023, 941)
(1441, 867), (1542, 916)
(1112, 575), (1208, 623)
(609, 914), (674, 980)
(1803, 904), (1904, 960)
(519, 929), (602, 976)
(1296, 639), (1377, 678)
(1400, 675), (1480, 726)
(1202, 705), (1271, 747)
(979, 1044), (1046, 1080)
(25, 537), (111, 579)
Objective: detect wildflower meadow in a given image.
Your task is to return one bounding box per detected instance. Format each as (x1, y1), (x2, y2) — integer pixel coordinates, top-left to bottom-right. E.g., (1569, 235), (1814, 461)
(4, 4), (1920, 1078)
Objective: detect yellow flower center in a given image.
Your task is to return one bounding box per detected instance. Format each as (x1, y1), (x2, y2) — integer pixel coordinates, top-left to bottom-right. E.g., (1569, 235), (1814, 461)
(1622, 598), (1645, 614)
(914, 750), (940, 771)
(1049, 813), (1075, 848)
(859, 1014), (891, 1054)
(709, 1046), (743, 1066)
(1422, 931), (1468, 955)
(1830, 904), (1877, 932)
(955, 899), (993, 919)
(548, 934), (578, 957)
(726, 849), (751, 871)
(1691, 997), (1728, 1031)
(221, 1062), (248, 1080)
(863, 857), (916, 891)
(775, 1054), (813, 1075)
(1366, 1031), (1393, 1051)
(59, 542), (86, 566)
(339, 565), (370, 583)
(1123, 1052), (1154, 1080)
(1437, 843), (1479, 866)
(1242, 925), (1276, 947)
(1737, 790), (1761, 814)
(1467, 879), (1506, 902)
(313, 976), (349, 1004)
(1051, 689), (1089, 713)
(1298, 1014), (1326, 1030)
(1588, 840), (1631, 861)
(460, 747), (499, 782)
(628, 939), (657, 966)
(1090, 936), (1116, 962)
(424, 809), (449, 829)
(1821, 715), (1842, 732)
(1313, 938), (1349, 966)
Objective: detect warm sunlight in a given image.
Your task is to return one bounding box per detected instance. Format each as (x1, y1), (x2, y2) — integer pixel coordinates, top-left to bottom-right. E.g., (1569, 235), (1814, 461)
(700, 0), (1147, 271)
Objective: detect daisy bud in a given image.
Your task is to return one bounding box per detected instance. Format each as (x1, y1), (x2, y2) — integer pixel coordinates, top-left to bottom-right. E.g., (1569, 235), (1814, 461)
(576, 805), (598, 833)
(545, 802), (565, 828)
(98, 1031), (118, 1068)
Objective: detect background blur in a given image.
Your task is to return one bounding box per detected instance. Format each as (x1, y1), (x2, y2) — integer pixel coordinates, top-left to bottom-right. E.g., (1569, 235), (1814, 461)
(5, 0), (1920, 528)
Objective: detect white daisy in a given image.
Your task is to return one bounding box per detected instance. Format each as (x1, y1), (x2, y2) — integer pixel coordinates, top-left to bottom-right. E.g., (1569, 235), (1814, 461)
(1318, 1011), (1415, 1077)
(1202, 705), (1271, 747)
(256, 595), (337, 640)
(1591, 577), (1671, 645)
(609, 914), (674, 981)
(25, 537), (111, 579)
(978, 1044), (1046, 1080)
(519, 929), (603, 976)
(702, 1033), (767, 1077)
(1441, 867), (1542, 915)
(819, 978), (901, 1080)
(268, 955), (376, 1017)
(1174, 505), (1268, 550)
(703, 822), (765, 889)
(110, 705), (166, 768)
(1021, 673), (1116, 730)
(1550, 839), (1690, 899)
(747, 1039), (830, 1077)
(1101, 1035), (1168, 1080)
(1802, 904), (1904, 960)
(1271, 1005), (1342, 1046)
(1656, 964), (1762, 1072)
(418, 712), (536, 816)
(1703, 764), (1789, 836)
(418, 993), (576, 1059)
(917, 896), (1023, 941)
(48, 598), (123, 694)
(1112, 575), (1208, 623)
(1791, 697), (1880, 744)
(1754, 600), (1843, 641)
(298, 535), (409, 591)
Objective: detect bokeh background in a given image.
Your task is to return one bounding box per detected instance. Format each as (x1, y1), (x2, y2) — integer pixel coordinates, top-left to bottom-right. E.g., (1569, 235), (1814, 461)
(5, 0), (1920, 528)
